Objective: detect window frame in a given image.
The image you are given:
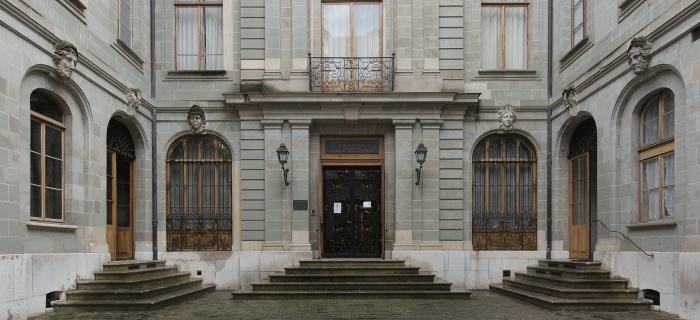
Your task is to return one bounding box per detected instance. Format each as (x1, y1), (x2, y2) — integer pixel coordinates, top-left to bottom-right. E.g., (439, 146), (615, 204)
(30, 94), (66, 222)
(166, 135), (233, 251)
(119, 0), (133, 48)
(571, 0), (585, 47)
(174, 0), (224, 70)
(472, 134), (537, 251)
(638, 90), (674, 221)
(481, 0), (530, 70)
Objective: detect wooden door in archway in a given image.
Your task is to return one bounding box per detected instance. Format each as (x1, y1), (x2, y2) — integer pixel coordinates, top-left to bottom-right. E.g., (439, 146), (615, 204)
(569, 151), (590, 259)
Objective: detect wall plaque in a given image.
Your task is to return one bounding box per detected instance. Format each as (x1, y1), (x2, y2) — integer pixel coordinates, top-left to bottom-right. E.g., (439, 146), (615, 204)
(325, 140), (380, 154)
(293, 200), (308, 211)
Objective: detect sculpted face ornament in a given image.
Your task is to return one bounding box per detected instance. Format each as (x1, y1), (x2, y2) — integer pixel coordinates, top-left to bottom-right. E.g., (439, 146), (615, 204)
(52, 40), (78, 79)
(562, 86), (578, 117)
(498, 104), (517, 130)
(627, 37), (651, 75)
(126, 88), (142, 117)
(188, 104), (206, 134)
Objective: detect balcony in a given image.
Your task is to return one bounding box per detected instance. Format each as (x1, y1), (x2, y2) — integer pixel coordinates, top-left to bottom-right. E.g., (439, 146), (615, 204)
(308, 54), (395, 92)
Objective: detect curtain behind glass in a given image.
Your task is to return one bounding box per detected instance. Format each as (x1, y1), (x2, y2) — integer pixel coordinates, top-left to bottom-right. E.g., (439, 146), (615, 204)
(323, 4), (350, 57)
(505, 7), (527, 69)
(354, 4), (380, 57)
(177, 8), (198, 69)
(203, 6), (223, 70)
(642, 158), (659, 219)
(481, 6), (501, 69)
(662, 153), (674, 217)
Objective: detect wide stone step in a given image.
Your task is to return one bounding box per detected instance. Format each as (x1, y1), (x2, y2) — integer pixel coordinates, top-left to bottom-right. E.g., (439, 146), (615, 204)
(502, 279), (640, 300)
(53, 284), (215, 312)
(102, 260), (167, 272)
(514, 272), (629, 290)
(76, 272), (191, 290)
(490, 284), (651, 311)
(537, 259), (602, 271)
(284, 266), (421, 275)
(267, 273), (436, 283)
(231, 288), (472, 300)
(94, 266), (179, 280)
(298, 259), (406, 268)
(251, 281), (453, 292)
(65, 279), (204, 300)
(526, 266), (610, 279)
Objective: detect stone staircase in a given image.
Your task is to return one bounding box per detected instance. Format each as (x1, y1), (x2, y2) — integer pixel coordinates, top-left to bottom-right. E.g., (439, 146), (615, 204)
(490, 259), (652, 311)
(231, 259), (471, 299)
(53, 260), (215, 312)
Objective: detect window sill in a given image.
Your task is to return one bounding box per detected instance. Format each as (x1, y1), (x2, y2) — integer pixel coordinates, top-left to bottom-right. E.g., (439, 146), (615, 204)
(26, 221), (79, 232)
(112, 39), (144, 73)
(559, 37), (593, 71)
(626, 220), (677, 230)
(58, 0), (87, 23)
(165, 70), (229, 81)
(474, 69), (539, 81)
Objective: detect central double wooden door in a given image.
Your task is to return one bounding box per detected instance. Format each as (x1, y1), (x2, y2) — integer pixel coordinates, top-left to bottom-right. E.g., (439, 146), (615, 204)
(322, 166), (382, 258)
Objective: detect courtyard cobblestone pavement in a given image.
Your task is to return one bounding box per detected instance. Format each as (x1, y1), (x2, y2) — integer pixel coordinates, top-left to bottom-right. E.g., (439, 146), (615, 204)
(30, 290), (682, 320)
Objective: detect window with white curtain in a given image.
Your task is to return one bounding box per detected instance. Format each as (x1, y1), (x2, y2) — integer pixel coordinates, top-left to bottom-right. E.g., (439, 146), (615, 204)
(30, 90), (65, 221)
(571, 0), (585, 46)
(322, 2), (381, 58)
(472, 135), (536, 250)
(175, 0), (223, 70)
(167, 135), (232, 251)
(639, 90), (674, 220)
(481, 0), (528, 70)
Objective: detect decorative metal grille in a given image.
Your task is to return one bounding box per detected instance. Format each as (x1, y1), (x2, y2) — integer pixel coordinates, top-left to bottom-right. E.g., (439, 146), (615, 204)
(107, 119), (135, 159)
(568, 118), (596, 158)
(472, 135), (537, 250)
(323, 167), (382, 258)
(166, 135), (232, 251)
(309, 55), (395, 92)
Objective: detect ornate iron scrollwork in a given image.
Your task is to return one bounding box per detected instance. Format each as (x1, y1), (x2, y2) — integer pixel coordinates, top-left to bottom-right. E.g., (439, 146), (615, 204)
(107, 119), (135, 159)
(568, 118), (597, 158)
(309, 55), (395, 92)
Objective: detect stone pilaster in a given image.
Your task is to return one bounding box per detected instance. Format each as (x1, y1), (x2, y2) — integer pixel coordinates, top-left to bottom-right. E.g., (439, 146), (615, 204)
(420, 120), (443, 250)
(289, 120), (312, 251)
(393, 120), (416, 251)
(262, 120), (284, 250)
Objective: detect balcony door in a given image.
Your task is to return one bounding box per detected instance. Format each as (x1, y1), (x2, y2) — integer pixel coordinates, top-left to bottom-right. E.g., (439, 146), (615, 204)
(322, 2), (381, 91)
(106, 119), (135, 260)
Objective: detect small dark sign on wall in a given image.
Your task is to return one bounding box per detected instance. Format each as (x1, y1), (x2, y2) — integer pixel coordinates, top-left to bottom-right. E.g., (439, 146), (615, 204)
(325, 140), (380, 154)
(293, 200), (308, 211)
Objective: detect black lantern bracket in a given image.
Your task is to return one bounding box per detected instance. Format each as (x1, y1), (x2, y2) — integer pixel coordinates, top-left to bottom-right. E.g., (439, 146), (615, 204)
(414, 143), (428, 185)
(277, 143), (290, 186)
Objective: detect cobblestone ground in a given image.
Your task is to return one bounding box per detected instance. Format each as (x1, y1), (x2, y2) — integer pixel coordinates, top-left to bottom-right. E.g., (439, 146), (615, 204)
(30, 290), (682, 320)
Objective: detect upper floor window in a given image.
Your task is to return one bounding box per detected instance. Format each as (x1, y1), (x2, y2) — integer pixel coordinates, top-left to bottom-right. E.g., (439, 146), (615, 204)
(639, 90), (674, 220)
(30, 90), (65, 221)
(175, 0), (223, 70)
(572, 0), (585, 46)
(323, 2), (381, 58)
(481, 0), (529, 70)
(119, 0), (132, 47)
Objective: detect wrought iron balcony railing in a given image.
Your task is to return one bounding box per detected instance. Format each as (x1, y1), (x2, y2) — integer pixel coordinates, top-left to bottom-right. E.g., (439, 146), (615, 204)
(308, 54), (395, 92)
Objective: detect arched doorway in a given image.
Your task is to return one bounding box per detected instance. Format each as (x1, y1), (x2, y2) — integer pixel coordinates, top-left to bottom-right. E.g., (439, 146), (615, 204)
(568, 118), (597, 260)
(106, 119), (135, 260)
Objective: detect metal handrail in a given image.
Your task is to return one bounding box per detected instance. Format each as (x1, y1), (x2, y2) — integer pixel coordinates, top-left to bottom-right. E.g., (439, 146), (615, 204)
(308, 54), (395, 92)
(593, 220), (653, 257)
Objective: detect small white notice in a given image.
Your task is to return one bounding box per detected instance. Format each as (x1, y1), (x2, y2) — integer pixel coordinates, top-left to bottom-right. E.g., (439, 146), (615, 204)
(334, 202), (342, 214)
(362, 201), (372, 208)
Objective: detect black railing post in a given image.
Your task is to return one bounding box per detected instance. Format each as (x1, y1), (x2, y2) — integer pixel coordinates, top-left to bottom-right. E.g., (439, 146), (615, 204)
(391, 53), (396, 92)
(308, 52), (312, 92)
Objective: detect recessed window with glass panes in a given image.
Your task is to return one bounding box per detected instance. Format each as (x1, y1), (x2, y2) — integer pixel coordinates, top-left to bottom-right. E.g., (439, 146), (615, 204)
(481, 0), (529, 70)
(639, 90), (674, 220)
(119, 0), (132, 47)
(572, 0), (585, 46)
(30, 90), (65, 221)
(175, 0), (223, 70)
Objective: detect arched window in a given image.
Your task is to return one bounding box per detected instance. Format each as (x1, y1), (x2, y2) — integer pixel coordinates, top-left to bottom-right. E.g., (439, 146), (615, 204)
(167, 135), (232, 251)
(472, 134), (536, 250)
(30, 90), (64, 221)
(639, 90), (674, 220)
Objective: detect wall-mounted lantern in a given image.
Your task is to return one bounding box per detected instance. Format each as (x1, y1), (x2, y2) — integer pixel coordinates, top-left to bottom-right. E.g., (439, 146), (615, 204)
(414, 143), (428, 185)
(276, 143), (290, 186)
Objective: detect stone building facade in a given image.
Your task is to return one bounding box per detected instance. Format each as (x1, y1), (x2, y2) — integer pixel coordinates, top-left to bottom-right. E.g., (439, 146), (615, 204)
(0, 0), (698, 319)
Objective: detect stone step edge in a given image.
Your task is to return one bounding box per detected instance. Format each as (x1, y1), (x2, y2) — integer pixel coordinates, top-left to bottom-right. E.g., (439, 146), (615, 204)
(67, 279), (204, 296)
(77, 272), (191, 285)
(95, 266), (179, 277)
(231, 289), (471, 299)
(54, 284), (215, 308)
(490, 284), (652, 306)
(527, 266), (610, 275)
(515, 272), (629, 284)
(503, 279), (640, 294)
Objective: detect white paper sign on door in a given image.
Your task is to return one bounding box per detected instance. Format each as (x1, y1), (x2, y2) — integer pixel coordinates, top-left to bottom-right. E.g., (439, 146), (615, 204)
(362, 201), (372, 208)
(333, 202), (342, 214)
